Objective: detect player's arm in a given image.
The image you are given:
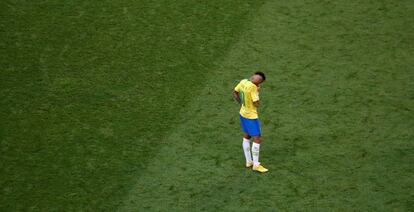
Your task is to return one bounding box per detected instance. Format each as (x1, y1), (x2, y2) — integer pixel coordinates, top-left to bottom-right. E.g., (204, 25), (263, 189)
(232, 90), (241, 104)
(251, 86), (260, 107)
(233, 81), (242, 104)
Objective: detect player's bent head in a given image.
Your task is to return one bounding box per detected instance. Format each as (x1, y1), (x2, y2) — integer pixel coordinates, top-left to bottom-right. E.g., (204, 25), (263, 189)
(252, 71), (266, 84)
(254, 71), (266, 81)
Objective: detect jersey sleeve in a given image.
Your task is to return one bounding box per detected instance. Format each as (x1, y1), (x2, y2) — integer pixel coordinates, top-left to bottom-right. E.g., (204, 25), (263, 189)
(234, 81), (242, 92)
(250, 86), (259, 102)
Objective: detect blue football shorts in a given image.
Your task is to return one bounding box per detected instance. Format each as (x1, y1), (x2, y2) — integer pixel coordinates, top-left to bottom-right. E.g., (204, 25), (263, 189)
(239, 115), (261, 136)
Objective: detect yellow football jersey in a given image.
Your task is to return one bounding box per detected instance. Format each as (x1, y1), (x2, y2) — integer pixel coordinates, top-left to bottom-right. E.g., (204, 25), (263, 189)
(234, 79), (260, 119)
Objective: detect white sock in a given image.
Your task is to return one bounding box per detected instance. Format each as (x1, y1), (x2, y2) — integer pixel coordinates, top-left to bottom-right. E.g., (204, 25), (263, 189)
(252, 142), (260, 166)
(242, 138), (252, 163)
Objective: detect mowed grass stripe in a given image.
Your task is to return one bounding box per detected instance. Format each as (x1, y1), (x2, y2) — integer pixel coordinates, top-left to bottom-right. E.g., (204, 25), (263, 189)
(119, 2), (279, 210)
(121, 0), (413, 211)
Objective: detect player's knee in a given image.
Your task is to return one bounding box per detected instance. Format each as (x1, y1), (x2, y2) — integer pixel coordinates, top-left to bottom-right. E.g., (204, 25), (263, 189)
(243, 134), (251, 139)
(253, 136), (261, 143)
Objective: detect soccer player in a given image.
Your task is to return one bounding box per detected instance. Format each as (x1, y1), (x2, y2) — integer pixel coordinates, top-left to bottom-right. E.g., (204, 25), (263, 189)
(232, 72), (268, 173)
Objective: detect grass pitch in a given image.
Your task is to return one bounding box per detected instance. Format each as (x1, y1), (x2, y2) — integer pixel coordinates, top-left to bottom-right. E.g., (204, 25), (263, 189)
(1, 0), (413, 211)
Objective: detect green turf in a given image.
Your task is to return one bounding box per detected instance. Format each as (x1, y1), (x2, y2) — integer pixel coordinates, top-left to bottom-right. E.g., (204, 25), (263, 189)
(1, 0), (413, 211)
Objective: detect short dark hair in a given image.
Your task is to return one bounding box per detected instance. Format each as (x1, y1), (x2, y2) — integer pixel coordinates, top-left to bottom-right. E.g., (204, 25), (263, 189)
(254, 71), (266, 81)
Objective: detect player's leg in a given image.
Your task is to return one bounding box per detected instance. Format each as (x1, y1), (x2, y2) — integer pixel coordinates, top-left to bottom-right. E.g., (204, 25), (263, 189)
(242, 133), (253, 167)
(240, 115), (253, 167)
(251, 120), (268, 173)
(252, 135), (268, 172)
(251, 136), (261, 166)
